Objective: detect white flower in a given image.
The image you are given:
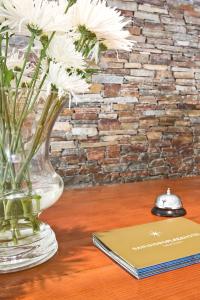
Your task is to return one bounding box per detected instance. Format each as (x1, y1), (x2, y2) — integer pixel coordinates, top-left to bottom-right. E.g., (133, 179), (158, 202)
(67, 0), (134, 51)
(0, 0), (69, 35)
(47, 34), (85, 70)
(0, 0), (5, 24)
(44, 61), (89, 98)
(7, 50), (25, 70)
(6, 49), (38, 88)
(7, 49), (35, 74)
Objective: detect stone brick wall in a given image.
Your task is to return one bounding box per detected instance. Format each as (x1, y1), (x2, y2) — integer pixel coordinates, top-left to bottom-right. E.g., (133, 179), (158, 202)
(51, 0), (200, 188)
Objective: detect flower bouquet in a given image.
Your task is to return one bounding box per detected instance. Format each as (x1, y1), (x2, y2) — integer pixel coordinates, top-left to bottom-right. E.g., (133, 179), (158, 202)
(0, 0), (133, 272)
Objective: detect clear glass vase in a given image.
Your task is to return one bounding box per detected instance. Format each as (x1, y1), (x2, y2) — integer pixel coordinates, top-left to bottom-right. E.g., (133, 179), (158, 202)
(0, 88), (65, 273)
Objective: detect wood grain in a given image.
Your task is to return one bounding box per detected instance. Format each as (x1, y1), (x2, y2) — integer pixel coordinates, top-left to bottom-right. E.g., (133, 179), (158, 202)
(1, 176), (200, 300)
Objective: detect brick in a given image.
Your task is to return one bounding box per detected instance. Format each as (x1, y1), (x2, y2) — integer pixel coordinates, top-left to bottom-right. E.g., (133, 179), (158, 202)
(140, 119), (159, 127)
(81, 142), (118, 148)
(104, 84), (121, 97)
(103, 68), (129, 75)
(53, 122), (72, 131)
(104, 96), (138, 103)
(172, 136), (193, 146)
(130, 69), (155, 77)
(87, 148), (105, 161)
(195, 73), (200, 80)
(176, 79), (195, 86)
(98, 119), (121, 131)
(75, 94), (103, 103)
(73, 113), (98, 120)
(99, 113), (118, 119)
(89, 84), (103, 94)
(184, 8), (200, 18)
(175, 40), (190, 47)
(143, 64), (168, 70)
(172, 67), (193, 72)
(72, 128), (98, 137)
(135, 11), (160, 22)
(60, 108), (73, 117)
(147, 132), (162, 140)
(139, 96), (157, 104)
(120, 85), (139, 97)
(49, 1), (200, 188)
(147, 37), (173, 45)
(150, 166), (169, 176)
(166, 109), (184, 117)
(156, 45), (183, 52)
(176, 85), (197, 93)
(174, 72), (194, 79)
(184, 15), (200, 25)
(143, 28), (169, 38)
(107, 145), (120, 158)
(105, 62), (124, 69)
(107, 0), (137, 11)
(101, 135), (120, 142)
(175, 120), (190, 126)
(165, 25), (186, 33)
(129, 53), (149, 63)
(74, 107), (99, 114)
(113, 104), (135, 111)
(143, 110), (165, 116)
(159, 117), (176, 126)
(124, 63), (142, 69)
(161, 16), (185, 25)
(156, 70), (173, 79)
(129, 26), (141, 36)
(138, 4), (168, 14)
(149, 158), (165, 167)
(103, 164), (128, 173)
(121, 123), (138, 130)
(131, 35), (146, 43)
(100, 130), (137, 136)
(101, 56), (127, 64)
(92, 74), (124, 84)
(119, 117), (138, 124)
(187, 110), (200, 117)
(51, 141), (76, 152)
(172, 33), (198, 43)
(150, 53), (171, 64)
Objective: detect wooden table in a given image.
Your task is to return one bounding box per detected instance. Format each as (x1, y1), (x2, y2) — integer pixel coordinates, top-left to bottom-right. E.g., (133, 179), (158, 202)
(2, 176), (200, 300)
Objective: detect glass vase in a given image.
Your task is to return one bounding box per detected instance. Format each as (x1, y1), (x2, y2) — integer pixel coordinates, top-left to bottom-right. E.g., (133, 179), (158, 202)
(0, 88), (65, 273)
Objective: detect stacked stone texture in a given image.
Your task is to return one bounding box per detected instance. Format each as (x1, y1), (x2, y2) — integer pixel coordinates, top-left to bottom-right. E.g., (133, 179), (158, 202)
(51, 0), (200, 188)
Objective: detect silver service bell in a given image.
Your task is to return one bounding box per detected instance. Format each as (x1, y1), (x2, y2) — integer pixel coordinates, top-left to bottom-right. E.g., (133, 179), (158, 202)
(151, 188), (186, 217)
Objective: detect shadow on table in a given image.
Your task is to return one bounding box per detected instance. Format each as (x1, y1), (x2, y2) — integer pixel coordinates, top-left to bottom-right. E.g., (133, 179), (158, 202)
(0, 226), (94, 300)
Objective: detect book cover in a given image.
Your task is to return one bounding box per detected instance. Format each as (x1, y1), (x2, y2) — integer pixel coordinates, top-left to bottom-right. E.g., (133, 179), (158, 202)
(93, 218), (200, 279)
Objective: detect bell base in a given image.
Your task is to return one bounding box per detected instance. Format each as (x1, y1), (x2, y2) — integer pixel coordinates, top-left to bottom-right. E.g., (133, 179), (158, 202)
(151, 207), (186, 218)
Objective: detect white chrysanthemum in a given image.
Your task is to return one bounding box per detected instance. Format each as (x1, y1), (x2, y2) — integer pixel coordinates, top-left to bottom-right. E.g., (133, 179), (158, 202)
(6, 50), (37, 88)
(47, 34), (85, 70)
(67, 0), (133, 51)
(44, 61), (89, 98)
(0, 0), (5, 24)
(7, 49), (35, 73)
(7, 50), (25, 70)
(0, 0), (69, 35)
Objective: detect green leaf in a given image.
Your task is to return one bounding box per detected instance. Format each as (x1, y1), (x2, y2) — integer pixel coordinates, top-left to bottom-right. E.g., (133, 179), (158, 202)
(4, 67), (14, 87)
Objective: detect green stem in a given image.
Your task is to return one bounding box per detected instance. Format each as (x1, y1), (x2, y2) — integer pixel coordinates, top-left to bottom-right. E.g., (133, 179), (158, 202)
(11, 34), (54, 158)
(15, 93), (56, 185)
(4, 32), (9, 67)
(13, 32), (36, 124)
(27, 65), (50, 115)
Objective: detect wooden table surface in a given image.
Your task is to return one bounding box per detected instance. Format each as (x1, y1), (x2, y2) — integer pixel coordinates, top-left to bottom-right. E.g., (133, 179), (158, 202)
(2, 176), (200, 300)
